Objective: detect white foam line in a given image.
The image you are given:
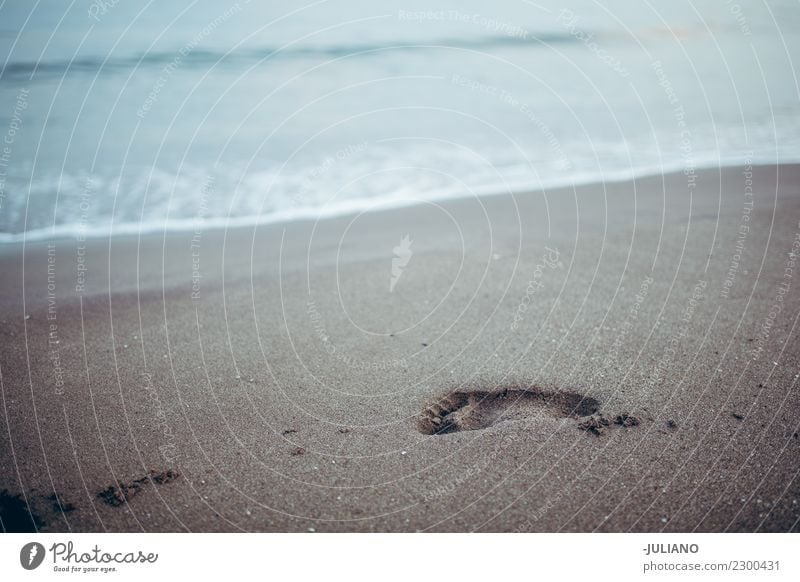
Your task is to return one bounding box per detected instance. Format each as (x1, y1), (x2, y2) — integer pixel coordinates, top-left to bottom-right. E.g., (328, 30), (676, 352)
(1, 155), (796, 245)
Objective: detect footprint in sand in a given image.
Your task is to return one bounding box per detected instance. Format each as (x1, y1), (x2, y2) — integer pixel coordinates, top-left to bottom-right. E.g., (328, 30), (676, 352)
(417, 386), (601, 435)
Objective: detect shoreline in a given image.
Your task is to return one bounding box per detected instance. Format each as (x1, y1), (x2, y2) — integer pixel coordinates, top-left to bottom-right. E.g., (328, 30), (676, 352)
(1, 159), (794, 246)
(1, 163), (799, 532)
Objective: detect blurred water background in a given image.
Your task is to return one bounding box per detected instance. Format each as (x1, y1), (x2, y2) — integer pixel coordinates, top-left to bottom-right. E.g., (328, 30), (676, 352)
(0, 0), (799, 241)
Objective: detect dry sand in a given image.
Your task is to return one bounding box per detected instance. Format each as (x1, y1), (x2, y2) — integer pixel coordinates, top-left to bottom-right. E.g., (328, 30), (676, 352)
(1, 164), (799, 532)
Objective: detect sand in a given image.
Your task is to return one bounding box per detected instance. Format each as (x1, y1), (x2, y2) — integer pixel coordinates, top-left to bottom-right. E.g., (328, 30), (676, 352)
(1, 164), (799, 532)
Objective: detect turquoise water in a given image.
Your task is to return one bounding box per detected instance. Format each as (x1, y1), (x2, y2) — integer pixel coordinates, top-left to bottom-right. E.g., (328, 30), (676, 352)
(1, 0), (799, 241)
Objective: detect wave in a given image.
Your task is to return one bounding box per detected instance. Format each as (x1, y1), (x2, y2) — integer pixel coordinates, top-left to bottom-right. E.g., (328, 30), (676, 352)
(1, 153), (793, 245)
(1, 32), (583, 81)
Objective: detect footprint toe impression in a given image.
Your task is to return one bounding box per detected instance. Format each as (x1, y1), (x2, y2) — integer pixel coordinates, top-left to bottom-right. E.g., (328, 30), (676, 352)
(417, 386), (601, 435)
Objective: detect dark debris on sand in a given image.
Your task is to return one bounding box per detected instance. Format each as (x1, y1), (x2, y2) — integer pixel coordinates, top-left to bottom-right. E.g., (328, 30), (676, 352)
(291, 447), (306, 456)
(97, 469), (180, 507)
(578, 415), (610, 436)
(613, 413), (641, 428)
(47, 493), (76, 514)
(0, 489), (44, 532)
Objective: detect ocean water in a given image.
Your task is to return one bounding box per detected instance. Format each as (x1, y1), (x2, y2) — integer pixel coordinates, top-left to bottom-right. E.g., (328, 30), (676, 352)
(1, 0), (799, 242)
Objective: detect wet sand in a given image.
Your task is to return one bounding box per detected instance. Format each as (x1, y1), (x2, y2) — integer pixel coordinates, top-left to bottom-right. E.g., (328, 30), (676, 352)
(1, 164), (799, 532)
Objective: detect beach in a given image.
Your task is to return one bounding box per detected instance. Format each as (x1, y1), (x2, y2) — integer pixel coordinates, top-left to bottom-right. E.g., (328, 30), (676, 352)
(1, 163), (799, 532)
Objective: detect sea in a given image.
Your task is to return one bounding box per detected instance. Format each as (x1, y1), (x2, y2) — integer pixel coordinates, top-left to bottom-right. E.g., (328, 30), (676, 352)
(1, 0), (799, 242)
